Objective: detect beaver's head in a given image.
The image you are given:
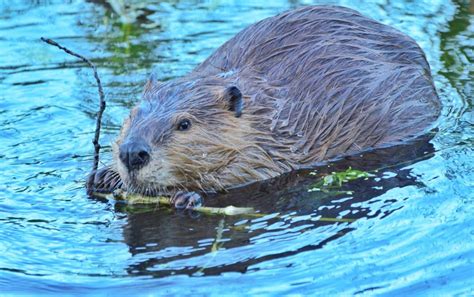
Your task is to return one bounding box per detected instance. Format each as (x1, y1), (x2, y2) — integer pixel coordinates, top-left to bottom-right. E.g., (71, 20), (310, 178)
(113, 75), (281, 195)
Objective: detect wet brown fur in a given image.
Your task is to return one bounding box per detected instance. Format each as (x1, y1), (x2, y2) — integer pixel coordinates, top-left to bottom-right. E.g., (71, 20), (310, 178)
(98, 6), (440, 195)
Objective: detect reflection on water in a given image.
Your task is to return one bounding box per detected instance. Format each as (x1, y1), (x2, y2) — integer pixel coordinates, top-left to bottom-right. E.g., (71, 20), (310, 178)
(117, 134), (436, 278)
(0, 0), (472, 295)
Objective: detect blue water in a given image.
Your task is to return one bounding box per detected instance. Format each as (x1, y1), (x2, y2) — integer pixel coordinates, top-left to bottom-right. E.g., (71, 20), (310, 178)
(0, 0), (473, 295)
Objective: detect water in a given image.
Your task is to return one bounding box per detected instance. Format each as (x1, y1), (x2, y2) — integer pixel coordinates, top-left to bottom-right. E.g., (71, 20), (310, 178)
(0, 0), (473, 295)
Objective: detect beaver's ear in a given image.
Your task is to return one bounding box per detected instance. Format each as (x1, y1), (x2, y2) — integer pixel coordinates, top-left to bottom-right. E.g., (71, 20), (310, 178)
(223, 86), (243, 118)
(143, 72), (162, 94)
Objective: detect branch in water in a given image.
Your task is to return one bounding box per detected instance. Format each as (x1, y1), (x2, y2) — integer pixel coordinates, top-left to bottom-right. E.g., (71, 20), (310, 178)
(40, 37), (106, 194)
(92, 190), (356, 222)
(110, 189), (258, 216)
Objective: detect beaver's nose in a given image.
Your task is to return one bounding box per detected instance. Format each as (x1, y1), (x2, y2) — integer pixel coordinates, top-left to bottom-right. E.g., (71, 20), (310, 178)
(119, 141), (151, 171)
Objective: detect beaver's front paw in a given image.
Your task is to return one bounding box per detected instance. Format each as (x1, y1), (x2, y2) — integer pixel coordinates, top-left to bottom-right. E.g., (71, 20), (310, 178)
(171, 191), (203, 210)
(87, 166), (122, 195)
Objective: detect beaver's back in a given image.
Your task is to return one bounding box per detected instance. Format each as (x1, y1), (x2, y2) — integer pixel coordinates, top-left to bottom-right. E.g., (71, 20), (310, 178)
(197, 6), (431, 73)
(194, 5), (440, 166)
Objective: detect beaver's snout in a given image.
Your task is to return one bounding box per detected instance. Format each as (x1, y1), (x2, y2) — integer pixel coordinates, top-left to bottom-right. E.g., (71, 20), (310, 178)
(119, 140), (151, 172)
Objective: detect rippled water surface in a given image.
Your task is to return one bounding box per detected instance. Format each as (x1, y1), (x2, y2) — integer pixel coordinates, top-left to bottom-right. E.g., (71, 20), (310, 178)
(1, 0), (473, 295)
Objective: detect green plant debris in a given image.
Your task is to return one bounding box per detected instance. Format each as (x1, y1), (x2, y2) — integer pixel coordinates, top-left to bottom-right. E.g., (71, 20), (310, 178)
(308, 167), (373, 193)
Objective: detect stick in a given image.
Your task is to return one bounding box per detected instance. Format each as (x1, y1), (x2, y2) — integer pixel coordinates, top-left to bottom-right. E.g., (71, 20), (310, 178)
(95, 190), (259, 216)
(40, 37), (106, 193)
(92, 190), (356, 222)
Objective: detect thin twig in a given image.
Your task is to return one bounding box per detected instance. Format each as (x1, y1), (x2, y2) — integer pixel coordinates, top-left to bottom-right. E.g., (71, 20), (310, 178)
(40, 37), (106, 193)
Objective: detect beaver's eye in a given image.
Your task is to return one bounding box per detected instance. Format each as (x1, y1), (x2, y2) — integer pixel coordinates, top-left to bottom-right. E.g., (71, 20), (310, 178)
(177, 119), (191, 131)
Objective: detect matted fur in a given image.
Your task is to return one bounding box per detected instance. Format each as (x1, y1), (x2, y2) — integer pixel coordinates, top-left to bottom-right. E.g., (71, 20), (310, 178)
(98, 5), (440, 194)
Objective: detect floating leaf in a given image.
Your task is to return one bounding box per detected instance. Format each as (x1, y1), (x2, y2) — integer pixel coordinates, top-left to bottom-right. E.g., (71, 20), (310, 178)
(308, 167), (373, 193)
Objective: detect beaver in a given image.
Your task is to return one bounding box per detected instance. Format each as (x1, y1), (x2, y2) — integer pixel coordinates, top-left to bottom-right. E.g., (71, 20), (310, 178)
(88, 5), (441, 209)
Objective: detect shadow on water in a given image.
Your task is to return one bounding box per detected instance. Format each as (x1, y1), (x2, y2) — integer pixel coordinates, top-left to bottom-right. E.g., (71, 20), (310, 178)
(106, 133), (436, 277)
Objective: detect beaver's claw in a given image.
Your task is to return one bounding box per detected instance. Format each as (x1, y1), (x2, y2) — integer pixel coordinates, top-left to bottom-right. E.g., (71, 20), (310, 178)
(171, 191), (203, 210)
(87, 166), (122, 195)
